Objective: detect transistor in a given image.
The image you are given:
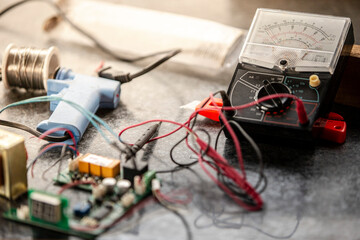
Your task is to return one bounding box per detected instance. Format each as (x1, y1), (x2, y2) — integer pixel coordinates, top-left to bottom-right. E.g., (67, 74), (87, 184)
(92, 203), (113, 221)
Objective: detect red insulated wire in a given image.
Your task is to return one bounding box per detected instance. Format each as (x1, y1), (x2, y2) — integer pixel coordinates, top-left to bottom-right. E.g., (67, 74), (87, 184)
(202, 93), (308, 125)
(119, 94), (308, 145)
(155, 189), (193, 205)
(118, 118), (197, 142)
(116, 101), (260, 210)
(31, 143), (78, 178)
(38, 127), (78, 151)
(57, 180), (97, 195)
(208, 93), (246, 178)
(117, 93), (308, 211)
(95, 61), (105, 73)
(295, 99), (309, 125)
(119, 119), (263, 210)
(198, 155), (262, 211)
(196, 137), (263, 211)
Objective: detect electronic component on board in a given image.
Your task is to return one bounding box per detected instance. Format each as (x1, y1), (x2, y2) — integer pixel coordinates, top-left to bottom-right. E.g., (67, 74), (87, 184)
(28, 190), (69, 228)
(92, 184), (107, 201)
(0, 128), (27, 200)
(151, 179), (161, 192)
(92, 202), (113, 221)
(102, 178), (117, 193)
(120, 192), (135, 208)
(73, 201), (92, 218)
(134, 175), (146, 195)
(31, 192), (62, 223)
(78, 153), (120, 178)
(123, 160), (148, 185)
(68, 155), (80, 172)
(80, 216), (99, 228)
(225, 9), (354, 142)
(16, 205), (29, 220)
(116, 179), (131, 196)
(57, 154), (122, 192)
(4, 171), (158, 238)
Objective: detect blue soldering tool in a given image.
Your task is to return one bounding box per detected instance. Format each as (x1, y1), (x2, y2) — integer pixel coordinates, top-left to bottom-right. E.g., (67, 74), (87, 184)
(2, 44), (121, 144)
(36, 68), (121, 143)
(1, 44), (180, 144)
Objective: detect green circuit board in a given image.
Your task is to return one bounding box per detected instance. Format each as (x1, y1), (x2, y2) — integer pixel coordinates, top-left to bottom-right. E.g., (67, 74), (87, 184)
(3, 171), (157, 239)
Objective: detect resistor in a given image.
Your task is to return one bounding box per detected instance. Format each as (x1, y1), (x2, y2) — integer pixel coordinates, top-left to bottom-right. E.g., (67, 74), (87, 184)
(1, 44), (60, 91)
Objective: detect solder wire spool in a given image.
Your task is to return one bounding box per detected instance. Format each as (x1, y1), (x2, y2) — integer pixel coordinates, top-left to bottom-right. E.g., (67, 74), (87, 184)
(2, 44), (60, 91)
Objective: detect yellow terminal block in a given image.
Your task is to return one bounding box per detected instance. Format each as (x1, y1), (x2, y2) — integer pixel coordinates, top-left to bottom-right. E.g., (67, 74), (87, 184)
(0, 128), (27, 200)
(77, 153), (120, 178)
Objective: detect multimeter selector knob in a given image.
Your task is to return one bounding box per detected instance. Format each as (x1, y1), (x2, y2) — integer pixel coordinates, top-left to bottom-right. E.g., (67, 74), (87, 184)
(256, 80), (292, 112)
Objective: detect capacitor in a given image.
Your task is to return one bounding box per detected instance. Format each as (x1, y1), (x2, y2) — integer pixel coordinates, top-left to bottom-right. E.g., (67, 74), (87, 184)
(102, 178), (116, 193)
(92, 184), (107, 200)
(116, 179), (131, 196)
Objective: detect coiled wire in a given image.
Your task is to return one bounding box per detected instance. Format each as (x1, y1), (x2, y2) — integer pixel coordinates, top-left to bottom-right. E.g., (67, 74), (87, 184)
(2, 44), (60, 90)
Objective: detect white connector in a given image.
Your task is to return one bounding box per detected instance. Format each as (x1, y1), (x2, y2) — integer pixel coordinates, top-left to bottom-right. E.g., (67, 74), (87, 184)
(16, 205), (29, 220)
(151, 179), (161, 191)
(68, 156), (80, 172)
(133, 176), (146, 195)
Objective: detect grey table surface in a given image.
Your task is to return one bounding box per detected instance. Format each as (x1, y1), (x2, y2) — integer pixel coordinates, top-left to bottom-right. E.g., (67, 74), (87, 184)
(0, 1), (360, 240)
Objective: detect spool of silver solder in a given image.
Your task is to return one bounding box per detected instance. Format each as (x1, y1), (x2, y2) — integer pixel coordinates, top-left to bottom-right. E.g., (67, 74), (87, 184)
(1, 44), (60, 91)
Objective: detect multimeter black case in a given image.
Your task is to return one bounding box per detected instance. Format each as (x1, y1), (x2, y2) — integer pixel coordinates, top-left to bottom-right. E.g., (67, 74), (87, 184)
(223, 9), (354, 143)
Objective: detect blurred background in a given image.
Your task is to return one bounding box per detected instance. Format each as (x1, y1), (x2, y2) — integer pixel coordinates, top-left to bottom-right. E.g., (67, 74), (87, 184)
(0, 1), (360, 239)
(117, 0), (360, 43)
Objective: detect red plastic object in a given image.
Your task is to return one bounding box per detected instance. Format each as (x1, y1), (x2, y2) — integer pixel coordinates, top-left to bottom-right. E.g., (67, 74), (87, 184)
(195, 98), (223, 122)
(312, 112), (346, 144)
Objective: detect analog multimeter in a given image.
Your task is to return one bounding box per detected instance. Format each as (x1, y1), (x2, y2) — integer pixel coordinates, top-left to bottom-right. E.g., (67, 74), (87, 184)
(225, 9), (354, 142)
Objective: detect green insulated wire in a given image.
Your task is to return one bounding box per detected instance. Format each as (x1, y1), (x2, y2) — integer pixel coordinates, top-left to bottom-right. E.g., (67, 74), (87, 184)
(0, 95), (118, 145)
